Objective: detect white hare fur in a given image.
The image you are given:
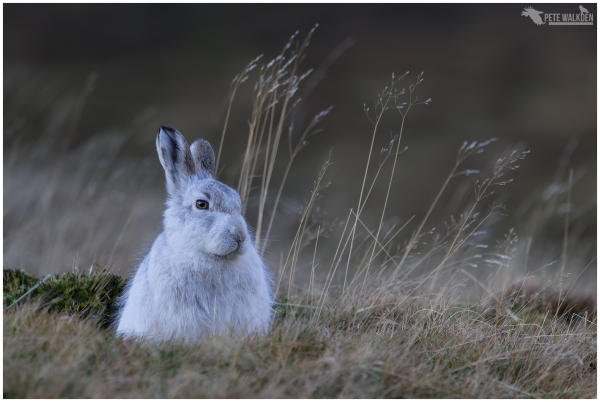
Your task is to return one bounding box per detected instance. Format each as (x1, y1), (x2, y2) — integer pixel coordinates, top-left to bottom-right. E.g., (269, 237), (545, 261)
(116, 126), (273, 341)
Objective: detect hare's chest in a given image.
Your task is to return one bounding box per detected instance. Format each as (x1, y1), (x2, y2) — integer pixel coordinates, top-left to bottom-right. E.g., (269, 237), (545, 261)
(158, 268), (250, 317)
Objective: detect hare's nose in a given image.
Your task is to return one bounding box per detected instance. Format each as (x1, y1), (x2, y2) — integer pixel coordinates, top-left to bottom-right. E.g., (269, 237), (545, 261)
(232, 230), (246, 245)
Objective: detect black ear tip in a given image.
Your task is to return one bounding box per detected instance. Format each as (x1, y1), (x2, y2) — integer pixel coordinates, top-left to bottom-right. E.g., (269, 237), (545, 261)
(158, 125), (177, 136)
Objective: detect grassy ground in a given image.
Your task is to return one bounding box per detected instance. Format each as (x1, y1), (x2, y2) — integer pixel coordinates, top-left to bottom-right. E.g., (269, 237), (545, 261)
(3, 269), (597, 398)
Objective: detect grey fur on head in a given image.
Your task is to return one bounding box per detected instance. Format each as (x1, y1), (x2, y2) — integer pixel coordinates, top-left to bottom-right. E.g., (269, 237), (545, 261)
(116, 126), (273, 342)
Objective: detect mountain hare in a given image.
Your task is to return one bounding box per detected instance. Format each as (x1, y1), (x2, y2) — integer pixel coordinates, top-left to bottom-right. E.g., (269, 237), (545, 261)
(116, 126), (273, 341)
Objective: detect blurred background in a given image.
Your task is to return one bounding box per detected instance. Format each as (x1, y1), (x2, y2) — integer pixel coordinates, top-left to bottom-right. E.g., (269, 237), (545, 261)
(4, 4), (596, 293)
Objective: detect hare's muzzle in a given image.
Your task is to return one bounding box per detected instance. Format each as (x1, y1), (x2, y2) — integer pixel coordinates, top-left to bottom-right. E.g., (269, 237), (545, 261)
(231, 230), (246, 248)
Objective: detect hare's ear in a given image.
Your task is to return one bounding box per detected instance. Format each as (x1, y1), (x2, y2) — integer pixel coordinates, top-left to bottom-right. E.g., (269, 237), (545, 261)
(190, 138), (215, 179)
(156, 126), (196, 195)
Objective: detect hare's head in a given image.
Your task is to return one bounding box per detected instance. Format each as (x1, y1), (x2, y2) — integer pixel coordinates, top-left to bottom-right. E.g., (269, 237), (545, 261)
(156, 126), (248, 258)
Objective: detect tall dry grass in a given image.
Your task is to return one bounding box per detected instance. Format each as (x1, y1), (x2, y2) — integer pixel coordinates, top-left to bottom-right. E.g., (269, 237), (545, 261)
(219, 30), (594, 312)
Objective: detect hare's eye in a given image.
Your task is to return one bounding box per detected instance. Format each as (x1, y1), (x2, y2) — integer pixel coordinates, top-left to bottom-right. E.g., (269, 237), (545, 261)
(196, 200), (209, 210)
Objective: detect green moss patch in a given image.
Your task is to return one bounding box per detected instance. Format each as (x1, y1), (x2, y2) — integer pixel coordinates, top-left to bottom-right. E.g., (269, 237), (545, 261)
(3, 269), (126, 328)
